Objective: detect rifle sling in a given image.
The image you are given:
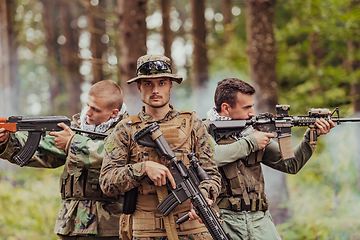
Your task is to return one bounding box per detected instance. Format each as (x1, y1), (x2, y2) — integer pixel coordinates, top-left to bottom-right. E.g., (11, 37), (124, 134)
(150, 148), (179, 240)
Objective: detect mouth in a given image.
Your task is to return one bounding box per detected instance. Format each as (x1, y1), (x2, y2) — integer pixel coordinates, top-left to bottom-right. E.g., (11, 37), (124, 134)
(150, 95), (162, 100)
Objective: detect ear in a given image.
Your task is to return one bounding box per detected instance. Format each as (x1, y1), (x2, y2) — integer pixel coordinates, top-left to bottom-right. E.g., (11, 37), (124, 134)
(137, 82), (141, 93)
(220, 102), (231, 116)
(169, 80), (173, 90)
(110, 108), (119, 118)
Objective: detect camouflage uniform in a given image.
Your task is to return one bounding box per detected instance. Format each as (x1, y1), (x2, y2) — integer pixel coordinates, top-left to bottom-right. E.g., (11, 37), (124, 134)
(0, 111), (128, 239)
(206, 113), (315, 240)
(100, 105), (221, 239)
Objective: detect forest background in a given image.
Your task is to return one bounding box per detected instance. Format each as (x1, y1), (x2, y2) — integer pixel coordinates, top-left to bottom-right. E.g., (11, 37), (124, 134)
(1, 0), (360, 239)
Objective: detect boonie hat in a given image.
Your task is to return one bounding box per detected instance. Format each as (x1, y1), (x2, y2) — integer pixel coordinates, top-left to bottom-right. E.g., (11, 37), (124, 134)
(127, 55), (183, 84)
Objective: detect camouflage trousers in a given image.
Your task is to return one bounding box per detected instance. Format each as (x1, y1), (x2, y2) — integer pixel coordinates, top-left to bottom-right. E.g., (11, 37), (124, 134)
(132, 231), (212, 240)
(220, 209), (282, 240)
(57, 235), (120, 240)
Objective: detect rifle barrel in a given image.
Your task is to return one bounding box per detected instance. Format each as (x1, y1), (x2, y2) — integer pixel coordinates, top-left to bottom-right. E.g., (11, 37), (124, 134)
(331, 117), (360, 123)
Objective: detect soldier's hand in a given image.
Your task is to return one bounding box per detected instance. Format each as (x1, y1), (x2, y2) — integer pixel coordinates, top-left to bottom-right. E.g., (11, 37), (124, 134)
(315, 118), (335, 136)
(0, 128), (10, 143)
(251, 130), (274, 149)
(49, 122), (75, 151)
(144, 161), (176, 189)
(188, 198), (213, 223)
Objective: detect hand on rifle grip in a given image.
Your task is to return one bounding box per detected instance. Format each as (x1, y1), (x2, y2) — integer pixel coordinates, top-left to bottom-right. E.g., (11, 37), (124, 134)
(0, 128), (10, 143)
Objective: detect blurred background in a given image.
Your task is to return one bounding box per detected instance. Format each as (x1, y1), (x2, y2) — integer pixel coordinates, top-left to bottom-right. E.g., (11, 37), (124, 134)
(0, 0), (360, 239)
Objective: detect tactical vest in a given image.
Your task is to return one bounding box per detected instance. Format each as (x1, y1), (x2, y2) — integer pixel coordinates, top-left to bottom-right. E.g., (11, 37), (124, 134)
(127, 112), (208, 237)
(60, 115), (122, 202)
(205, 122), (269, 212)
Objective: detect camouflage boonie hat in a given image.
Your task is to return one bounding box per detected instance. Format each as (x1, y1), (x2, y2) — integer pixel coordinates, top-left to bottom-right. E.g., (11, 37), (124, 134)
(127, 55), (183, 84)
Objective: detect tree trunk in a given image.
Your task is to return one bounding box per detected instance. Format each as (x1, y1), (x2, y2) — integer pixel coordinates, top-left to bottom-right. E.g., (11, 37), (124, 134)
(190, 0), (209, 117)
(41, 0), (62, 115)
(160, 0), (173, 62)
(245, 0), (290, 225)
(117, 0), (147, 115)
(59, 0), (82, 116)
(0, 0), (20, 117)
(88, 1), (106, 84)
(222, 0), (233, 43)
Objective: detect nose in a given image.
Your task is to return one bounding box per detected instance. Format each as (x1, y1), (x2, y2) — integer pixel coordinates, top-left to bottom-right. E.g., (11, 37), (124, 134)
(152, 84), (159, 94)
(249, 108), (255, 117)
(86, 107), (92, 116)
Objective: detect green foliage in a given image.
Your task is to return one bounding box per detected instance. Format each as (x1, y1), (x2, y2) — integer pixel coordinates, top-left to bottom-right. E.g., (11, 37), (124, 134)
(277, 124), (360, 239)
(276, 0), (360, 115)
(0, 167), (62, 240)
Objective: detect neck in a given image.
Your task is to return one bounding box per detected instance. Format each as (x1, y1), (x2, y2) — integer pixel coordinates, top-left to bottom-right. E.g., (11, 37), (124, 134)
(145, 103), (171, 120)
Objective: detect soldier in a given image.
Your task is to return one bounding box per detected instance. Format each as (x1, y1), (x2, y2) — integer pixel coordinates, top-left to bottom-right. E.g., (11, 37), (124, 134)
(205, 78), (335, 240)
(0, 80), (127, 240)
(99, 55), (221, 240)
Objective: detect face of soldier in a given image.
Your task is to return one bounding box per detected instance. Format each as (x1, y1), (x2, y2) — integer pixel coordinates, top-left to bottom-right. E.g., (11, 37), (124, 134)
(85, 95), (119, 125)
(137, 77), (173, 109)
(221, 92), (255, 120)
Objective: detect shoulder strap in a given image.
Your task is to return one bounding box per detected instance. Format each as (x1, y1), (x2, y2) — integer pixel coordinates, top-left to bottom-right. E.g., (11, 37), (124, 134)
(172, 111), (195, 150)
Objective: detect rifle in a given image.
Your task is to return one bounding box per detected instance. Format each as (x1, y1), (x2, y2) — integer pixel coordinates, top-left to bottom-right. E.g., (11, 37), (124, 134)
(0, 116), (108, 167)
(208, 104), (360, 161)
(132, 122), (232, 240)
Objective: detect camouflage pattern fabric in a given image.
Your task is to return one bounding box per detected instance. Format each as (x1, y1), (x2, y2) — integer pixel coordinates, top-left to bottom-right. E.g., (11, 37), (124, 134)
(100, 105), (221, 237)
(126, 55), (182, 84)
(100, 105), (220, 200)
(132, 231), (214, 240)
(0, 112), (129, 237)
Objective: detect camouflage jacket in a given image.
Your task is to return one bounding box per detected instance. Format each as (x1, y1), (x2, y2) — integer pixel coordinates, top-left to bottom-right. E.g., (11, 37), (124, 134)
(100, 105), (221, 206)
(0, 111), (129, 237)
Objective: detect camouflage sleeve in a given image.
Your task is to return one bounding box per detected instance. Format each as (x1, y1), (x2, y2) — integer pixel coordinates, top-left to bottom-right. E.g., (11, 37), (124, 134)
(193, 116), (221, 202)
(262, 129), (314, 174)
(0, 132), (67, 168)
(100, 120), (146, 197)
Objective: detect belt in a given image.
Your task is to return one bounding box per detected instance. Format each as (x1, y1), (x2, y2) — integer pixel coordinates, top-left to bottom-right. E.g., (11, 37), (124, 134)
(218, 197), (266, 212)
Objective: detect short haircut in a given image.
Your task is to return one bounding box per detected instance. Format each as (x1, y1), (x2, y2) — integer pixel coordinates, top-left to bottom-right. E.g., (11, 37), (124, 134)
(88, 80), (123, 110)
(214, 78), (255, 113)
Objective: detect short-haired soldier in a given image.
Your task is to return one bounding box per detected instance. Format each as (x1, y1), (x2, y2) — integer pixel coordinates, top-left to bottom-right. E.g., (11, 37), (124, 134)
(100, 55), (221, 240)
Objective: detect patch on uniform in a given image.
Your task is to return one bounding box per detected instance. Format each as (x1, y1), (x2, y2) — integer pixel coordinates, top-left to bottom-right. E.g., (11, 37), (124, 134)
(105, 141), (115, 153)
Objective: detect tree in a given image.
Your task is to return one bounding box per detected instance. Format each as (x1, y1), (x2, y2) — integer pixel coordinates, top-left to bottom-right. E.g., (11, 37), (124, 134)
(190, 0), (209, 116)
(222, 0), (233, 43)
(87, 1), (106, 84)
(160, 0), (173, 61)
(0, 0), (20, 117)
(245, 0), (290, 225)
(41, 0), (62, 115)
(117, 0), (147, 114)
(59, 0), (82, 116)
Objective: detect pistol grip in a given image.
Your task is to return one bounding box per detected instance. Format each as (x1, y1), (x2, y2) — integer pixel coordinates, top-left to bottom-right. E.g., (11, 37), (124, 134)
(309, 125), (317, 148)
(13, 131), (42, 167)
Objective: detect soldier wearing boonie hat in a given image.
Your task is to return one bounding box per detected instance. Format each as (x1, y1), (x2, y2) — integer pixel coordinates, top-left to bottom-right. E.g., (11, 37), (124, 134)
(127, 55), (183, 84)
(100, 55), (221, 240)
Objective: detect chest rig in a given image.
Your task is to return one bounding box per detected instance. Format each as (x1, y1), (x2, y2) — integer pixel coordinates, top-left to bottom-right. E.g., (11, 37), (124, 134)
(60, 118), (122, 202)
(127, 111), (195, 197)
(216, 137), (268, 212)
(127, 112), (207, 237)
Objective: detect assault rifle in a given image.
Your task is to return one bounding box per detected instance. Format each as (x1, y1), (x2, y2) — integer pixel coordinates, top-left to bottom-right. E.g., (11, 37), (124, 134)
(208, 104), (360, 161)
(0, 116), (108, 167)
(133, 122), (232, 240)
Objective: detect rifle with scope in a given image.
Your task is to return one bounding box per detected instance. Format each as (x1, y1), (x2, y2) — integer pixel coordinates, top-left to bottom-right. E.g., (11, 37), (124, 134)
(208, 105), (360, 161)
(0, 116), (108, 167)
